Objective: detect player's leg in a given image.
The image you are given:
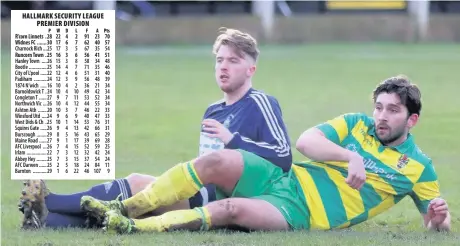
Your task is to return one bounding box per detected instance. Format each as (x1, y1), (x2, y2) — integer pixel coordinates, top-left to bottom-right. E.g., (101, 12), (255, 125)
(125, 173), (206, 217)
(19, 173), (210, 229)
(43, 173), (188, 215)
(104, 167), (310, 234)
(20, 207), (87, 230)
(18, 184), (88, 230)
(20, 178), (132, 215)
(125, 173), (156, 196)
(81, 148), (279, 221)
(80, 149), (243, 220)
(18, 175), (175, 229)
(19, 174), (151, 229)
(18, 179), (213, 229)
(104, 197), (289, 233)
(202, 198), (289, 231)
(82, 149), (283, 223)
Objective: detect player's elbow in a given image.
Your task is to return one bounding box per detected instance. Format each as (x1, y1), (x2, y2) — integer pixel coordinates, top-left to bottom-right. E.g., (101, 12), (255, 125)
(295, 131), (308, 151)
(296, 128), (322, 153)
(295, 139), (307, 154)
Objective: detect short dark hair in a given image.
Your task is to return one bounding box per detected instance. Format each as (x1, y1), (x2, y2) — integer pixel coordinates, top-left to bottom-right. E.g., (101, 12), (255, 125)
(212, 27), (260, 62)
(372, 75), (422, 116)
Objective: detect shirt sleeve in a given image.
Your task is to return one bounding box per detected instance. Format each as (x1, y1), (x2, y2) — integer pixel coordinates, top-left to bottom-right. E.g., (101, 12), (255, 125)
(315, 113), (362, 145)
(409, 162), (441, 214)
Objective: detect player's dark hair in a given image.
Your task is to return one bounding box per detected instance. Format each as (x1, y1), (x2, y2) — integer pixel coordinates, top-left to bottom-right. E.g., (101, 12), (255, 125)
(372, 75), (422, 117)
(212, 27), (259, 62)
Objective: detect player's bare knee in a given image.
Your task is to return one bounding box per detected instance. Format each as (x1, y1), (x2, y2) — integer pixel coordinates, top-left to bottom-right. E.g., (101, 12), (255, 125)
(125, 173), (156, 195)
(195, 150), (243, 182)
(126, 173), (145, 183)
(194, 151), (222, 181)
(222, 199), (242, 223)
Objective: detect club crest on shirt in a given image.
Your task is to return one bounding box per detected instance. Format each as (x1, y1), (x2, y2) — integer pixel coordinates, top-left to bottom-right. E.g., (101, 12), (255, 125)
(223, 114), (234, 128)
(397, 154), (409, 169)
(345, 143), (358, 152)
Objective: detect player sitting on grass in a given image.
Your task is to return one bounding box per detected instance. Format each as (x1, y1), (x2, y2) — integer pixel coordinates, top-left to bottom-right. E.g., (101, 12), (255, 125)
(80, 75), (451, 234)
(18, 27), (292, 230)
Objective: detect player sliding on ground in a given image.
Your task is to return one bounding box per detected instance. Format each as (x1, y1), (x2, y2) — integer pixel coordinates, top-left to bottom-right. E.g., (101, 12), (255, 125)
(81, 76), (451, 233)
(18, 27), (293, 229)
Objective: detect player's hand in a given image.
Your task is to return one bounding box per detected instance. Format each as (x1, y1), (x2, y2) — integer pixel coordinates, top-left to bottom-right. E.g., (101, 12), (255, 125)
(346, 152), (366, 190)
(427, 198), (449, 226)
(202, 119), (234, 145)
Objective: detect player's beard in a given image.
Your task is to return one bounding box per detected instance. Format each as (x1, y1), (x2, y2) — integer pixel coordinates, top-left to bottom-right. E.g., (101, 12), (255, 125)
(220, 78), (246, 94)
(377, 123), (407, 145)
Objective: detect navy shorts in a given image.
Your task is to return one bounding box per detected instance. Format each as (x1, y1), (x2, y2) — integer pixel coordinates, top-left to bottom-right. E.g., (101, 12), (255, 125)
(189, 184), (217, 208)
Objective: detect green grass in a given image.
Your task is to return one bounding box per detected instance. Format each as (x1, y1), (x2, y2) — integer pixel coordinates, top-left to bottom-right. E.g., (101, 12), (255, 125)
(2, 44), (460, 245)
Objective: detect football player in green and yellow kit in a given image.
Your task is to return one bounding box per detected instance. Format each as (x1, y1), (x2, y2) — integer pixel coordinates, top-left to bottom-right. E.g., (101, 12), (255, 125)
(80, 75), (451, 234)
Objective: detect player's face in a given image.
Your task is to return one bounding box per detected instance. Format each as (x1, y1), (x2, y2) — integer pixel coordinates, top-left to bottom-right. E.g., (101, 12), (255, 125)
(373, 92), (418, 146)
(215, 45), (255, 93)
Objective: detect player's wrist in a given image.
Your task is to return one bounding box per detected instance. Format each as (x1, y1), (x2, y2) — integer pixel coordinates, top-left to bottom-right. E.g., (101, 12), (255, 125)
(224, 132), (240, 148)
(344, 149), (362, 163)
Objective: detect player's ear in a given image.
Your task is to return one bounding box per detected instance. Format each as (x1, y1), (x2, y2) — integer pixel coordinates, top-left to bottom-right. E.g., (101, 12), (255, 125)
(247, 65), (256, 76)
(407, 113), (419, 128)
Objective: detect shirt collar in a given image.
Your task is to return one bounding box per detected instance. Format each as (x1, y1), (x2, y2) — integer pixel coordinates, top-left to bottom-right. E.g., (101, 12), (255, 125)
(221, 88), (254, 107)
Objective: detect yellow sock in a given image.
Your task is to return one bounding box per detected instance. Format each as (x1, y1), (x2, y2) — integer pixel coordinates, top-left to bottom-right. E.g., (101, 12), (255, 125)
(132, 207), (212, 232)
(122, 162), (203, 218)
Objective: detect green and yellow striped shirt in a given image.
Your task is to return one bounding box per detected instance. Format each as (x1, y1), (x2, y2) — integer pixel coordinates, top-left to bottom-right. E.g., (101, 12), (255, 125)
(292, 113), (440, 230)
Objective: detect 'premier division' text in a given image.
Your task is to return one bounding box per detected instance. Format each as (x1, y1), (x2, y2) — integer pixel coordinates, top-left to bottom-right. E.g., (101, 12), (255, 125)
(36, 20), (90, 27)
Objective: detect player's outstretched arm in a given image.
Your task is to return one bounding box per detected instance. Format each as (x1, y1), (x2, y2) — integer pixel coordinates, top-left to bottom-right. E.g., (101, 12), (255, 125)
(410, 162), (450, 232)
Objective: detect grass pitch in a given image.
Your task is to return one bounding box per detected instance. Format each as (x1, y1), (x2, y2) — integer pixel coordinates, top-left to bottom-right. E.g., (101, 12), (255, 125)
(1, 44), (460, 245)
